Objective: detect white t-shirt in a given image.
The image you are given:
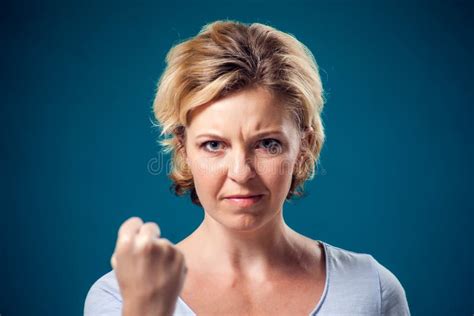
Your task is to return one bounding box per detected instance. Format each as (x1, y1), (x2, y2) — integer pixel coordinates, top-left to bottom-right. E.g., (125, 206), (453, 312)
(84, 240), (410, 315)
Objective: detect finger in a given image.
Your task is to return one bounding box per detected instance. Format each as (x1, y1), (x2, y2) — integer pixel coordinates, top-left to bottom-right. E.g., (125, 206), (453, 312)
(118, 217), (143, 241)
(149, 237), (168, 251)
(154, 238), (172, 247)
(110, 254), (117, 269)
(138, 222), (161, 239)
(135, 222), (161, 248)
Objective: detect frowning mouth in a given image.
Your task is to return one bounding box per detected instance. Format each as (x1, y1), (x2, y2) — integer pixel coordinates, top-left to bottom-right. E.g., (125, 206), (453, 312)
(223, 194), (264, 207)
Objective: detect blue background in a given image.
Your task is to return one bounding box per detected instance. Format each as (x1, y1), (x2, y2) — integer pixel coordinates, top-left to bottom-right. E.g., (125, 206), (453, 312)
(1, 0), (472, 315)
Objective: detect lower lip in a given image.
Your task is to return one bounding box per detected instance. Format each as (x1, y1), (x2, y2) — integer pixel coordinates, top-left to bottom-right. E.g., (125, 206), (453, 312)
(224, 195), (263, 207)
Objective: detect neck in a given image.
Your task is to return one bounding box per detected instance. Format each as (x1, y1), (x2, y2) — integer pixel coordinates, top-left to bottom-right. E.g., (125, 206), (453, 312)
(187, 210), (309, 279)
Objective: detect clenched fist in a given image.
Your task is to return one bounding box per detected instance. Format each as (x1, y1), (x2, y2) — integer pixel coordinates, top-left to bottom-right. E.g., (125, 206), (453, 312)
(111, 217), (187, 316)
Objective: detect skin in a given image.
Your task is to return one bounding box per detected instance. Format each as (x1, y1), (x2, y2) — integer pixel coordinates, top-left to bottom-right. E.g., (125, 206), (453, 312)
(112, 86), (325, 316)
(111, 218), (187, 316)
(176, 86), (325, 315)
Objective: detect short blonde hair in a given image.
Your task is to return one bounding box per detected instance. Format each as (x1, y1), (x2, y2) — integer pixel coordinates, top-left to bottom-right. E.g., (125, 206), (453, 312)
(152, 20), (325, 206)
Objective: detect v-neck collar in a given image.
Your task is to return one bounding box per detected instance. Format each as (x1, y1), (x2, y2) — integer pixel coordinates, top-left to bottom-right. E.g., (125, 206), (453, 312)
(176, 240), (330, 316)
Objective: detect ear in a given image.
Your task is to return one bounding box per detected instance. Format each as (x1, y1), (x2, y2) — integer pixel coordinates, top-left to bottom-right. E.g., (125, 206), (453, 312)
(299, 126), (314, 152)
(174, 125), (188, 160)
(177, 136), (187, 159)
(294, 126), (314, 177)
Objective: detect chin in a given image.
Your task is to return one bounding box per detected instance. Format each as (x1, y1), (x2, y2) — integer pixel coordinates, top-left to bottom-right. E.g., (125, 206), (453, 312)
(204, 199), (281, 232)
(221, 212), (271, 233)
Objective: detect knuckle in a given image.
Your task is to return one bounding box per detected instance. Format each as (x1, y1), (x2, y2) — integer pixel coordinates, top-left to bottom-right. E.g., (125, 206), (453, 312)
(142, 222), (161, 237)
(128, 216), (143, 224)
(116, 235), (134, 252)
(141, 238), (156, 254)
(161, 244), (172, 256)
(143, 221), (159, 230)
(157, 237), (169, 246)
(167, 247), (177, 260)
(175, 249), (185, 261)
(118, 233), (134, 245)
(118, 216), (143, 236)
(165, 245), (182, 262)
(156, 239), (171, 254)
(135, 235), (154, 252)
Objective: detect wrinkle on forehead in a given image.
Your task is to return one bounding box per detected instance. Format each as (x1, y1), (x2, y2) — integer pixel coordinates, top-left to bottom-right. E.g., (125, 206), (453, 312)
(187, 86), (297, 141)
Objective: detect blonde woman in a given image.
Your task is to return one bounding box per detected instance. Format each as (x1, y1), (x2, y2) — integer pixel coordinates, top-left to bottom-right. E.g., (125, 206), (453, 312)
(84, 20), (410, 316)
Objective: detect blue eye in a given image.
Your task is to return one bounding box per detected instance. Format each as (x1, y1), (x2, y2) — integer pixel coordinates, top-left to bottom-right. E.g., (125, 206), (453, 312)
(200, 139), (282, 154)
(258, 138), (282, 154)
(201, 140), (224, 152)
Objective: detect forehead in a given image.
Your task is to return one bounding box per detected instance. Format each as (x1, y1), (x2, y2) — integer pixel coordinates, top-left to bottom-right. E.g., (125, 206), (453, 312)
(187, 87), (296, 136)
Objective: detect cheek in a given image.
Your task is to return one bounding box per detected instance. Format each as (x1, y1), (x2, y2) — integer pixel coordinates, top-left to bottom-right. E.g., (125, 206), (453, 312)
(257, 156), (296, 191)
(188, 157), (226, 202)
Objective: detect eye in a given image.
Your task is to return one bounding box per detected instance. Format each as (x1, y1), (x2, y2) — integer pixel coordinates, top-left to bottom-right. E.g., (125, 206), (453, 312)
(257, 138), (283, 155)
(201, 140), (225, 152)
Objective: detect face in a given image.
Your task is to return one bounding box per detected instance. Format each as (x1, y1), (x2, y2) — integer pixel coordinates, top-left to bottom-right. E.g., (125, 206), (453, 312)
(184, 86), (302, 232)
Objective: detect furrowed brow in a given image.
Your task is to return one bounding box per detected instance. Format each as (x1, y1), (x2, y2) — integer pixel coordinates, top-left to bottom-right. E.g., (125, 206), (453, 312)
(195, 130), (285, 140)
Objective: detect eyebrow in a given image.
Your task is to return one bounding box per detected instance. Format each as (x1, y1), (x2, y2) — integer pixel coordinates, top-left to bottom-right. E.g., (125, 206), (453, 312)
(195, 130), (286, 140)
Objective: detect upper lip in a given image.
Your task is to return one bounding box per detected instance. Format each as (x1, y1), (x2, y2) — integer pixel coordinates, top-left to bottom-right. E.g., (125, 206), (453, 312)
(224, 194), (263, 199)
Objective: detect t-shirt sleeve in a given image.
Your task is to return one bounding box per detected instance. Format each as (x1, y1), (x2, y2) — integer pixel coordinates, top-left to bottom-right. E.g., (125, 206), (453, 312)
(370, 255), (411, 316)
(84, 272), (123, 316)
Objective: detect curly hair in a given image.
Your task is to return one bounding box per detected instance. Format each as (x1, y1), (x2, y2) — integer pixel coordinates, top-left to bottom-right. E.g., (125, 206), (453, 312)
(152, 20), (325, 206)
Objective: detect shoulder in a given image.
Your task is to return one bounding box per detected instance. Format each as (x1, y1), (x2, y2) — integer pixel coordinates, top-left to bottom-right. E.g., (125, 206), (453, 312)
(84, 270), (123, 316)
(321, 241), (410, 315)
(369, 255), (411, 315)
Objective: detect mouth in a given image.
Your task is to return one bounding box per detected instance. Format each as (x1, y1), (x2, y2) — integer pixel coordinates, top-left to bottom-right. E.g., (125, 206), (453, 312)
(223, 194), (264, 207)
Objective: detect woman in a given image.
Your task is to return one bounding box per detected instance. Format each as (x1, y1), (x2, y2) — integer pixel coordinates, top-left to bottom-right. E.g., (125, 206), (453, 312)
(84, 20), (410, 315)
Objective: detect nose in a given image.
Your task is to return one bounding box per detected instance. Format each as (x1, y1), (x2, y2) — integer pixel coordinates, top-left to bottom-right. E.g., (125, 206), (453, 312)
(227, 148), (256, 184)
